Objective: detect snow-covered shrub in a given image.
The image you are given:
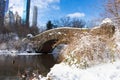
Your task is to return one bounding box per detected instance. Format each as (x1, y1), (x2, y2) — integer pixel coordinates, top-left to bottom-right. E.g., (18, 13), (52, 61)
(61, 23), (118, 68)
(113, 29), (120, 58)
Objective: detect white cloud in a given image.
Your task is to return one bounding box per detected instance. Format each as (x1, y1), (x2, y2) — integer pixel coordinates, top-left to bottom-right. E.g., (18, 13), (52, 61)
(67, 12), (85, 18)
(51, 5), (60, 10)
(9, 0), (24, 16)
(9, 0), (60, 26)
(9, 0), (60, 13)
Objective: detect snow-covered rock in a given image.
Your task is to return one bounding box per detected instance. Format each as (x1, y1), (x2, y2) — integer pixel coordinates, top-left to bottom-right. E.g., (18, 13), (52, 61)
(101, 18), (113, 25)
(27, 34), (33, 39)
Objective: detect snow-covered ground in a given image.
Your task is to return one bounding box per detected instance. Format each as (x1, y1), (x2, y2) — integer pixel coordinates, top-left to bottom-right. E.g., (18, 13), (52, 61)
(40, 60), (120, 80)
(0, 50), (41, 56)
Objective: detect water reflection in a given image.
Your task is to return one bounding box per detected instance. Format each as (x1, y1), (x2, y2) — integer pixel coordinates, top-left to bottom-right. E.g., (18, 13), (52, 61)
(0, 54), (56, 79)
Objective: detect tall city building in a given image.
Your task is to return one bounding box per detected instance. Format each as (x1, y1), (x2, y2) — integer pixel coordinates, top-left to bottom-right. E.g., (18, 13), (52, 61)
(9, 10), (15, 26)
(0, 0), (6, 26)
(32, 6), (38, 27)
(4, 10), (15, 26)
(5, 0), (9, 13)
(22, 0), (31, 26)
(14, 11), (21, 25)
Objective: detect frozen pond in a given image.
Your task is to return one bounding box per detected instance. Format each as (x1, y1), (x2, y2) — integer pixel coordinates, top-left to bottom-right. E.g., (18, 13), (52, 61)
(0, 44), (66, 79)
(0, 53), (56, 79)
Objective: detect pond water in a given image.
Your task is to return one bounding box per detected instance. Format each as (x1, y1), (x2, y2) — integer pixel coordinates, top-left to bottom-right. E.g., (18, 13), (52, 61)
(0, 54), (56, 80)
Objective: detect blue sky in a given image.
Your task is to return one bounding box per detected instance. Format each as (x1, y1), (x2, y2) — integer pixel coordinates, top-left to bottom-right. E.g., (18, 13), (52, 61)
(9, 0), (104, 27)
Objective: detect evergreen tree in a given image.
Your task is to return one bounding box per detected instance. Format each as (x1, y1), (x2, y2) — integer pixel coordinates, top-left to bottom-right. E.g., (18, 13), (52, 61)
(46, 20), (53, 30)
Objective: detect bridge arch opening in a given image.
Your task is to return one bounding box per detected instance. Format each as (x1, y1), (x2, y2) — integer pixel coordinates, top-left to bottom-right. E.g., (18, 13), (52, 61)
(36, 39), (58, 53)
(35, 39), (69, 53)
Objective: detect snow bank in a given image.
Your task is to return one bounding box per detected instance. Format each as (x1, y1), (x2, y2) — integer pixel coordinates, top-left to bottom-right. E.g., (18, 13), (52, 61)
(45, 61), (120, 80)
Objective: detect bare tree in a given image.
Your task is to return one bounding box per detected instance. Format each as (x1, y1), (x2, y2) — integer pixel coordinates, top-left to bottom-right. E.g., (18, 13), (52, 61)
(60, 17), (72, 27)
(102, 0), (120, 25)
(53, 17), (85, 28)
(103, 0), (120, 18)
(71, 18), (85, 28)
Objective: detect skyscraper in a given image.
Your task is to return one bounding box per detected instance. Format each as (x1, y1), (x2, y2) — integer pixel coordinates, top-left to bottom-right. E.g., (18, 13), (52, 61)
(0, 0), (6, 26)
(4, 10), (15, 26)
(32, 6), (38, 27)
(5, 0), (9, 13)
(22, 0), (31, 26)
(14, 11), (21, 25)
(9, 10), (15, 26)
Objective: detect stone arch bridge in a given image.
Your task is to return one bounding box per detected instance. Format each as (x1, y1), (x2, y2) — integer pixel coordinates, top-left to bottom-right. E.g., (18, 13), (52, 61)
(30, 27), (90, 53)
(30, 23), (115, 53)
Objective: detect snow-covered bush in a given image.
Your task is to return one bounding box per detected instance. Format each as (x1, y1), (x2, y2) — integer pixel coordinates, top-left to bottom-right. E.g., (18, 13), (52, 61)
(60, 23), (118, 68)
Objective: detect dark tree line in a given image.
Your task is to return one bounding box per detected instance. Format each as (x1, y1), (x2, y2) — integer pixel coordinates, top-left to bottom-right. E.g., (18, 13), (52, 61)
(0, 23), (39, 38)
